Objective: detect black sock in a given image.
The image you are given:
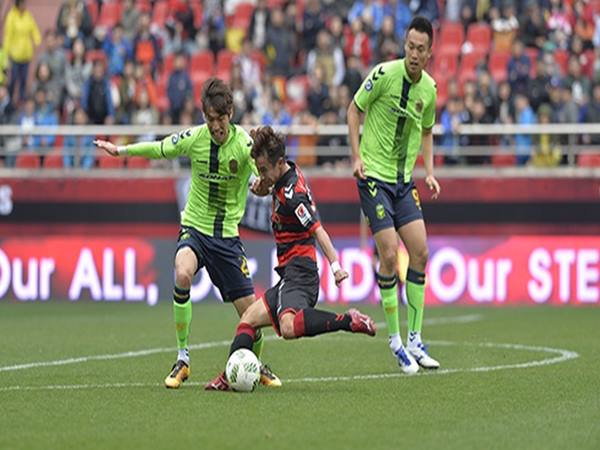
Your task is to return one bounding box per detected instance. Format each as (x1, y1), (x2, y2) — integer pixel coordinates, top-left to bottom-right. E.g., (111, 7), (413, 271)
(229, 322), (256, 356)
(294, 309), (352, 337)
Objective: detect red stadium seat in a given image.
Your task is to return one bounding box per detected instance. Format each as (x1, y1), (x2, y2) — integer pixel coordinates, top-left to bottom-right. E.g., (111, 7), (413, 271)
(43, 152), (63, 169)
(577, 152), (600, 167)
(491, 153), (516, 167)
(127, 157), (151, 169)
(191, 1), (204, 29)
(489, 51), (511, 83)
(554, 49), (569, 76)
(459, 51), (486, 83)
(97, 1), (122, 28)
(86, 49), (106, 63)
(156, 78), (169, 113)
(16, 153), (41, 169)
(98, 154), (125, 169)
(190, 51), (214, 83)
(230, 2), (254, 29)
(163, 53), (176, 76)
(433, 53), (458, 78)
(466, 22), (491, 54)
(86, 0), (98, 24)
(437, 21), (464, 57)
(153, 1), (170, 27)
(215, 49), (234, 82)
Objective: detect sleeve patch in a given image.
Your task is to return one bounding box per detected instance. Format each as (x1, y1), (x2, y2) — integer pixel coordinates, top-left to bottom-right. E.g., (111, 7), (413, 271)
(294, 203), (312, 227)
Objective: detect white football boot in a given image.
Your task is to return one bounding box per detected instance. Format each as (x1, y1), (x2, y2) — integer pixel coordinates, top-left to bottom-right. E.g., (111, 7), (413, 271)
(393, 345), (420, 375)
(407, 342), (440, 369)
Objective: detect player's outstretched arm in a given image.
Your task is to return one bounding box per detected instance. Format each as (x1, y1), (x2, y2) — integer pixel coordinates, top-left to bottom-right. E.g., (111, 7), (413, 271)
(422, 128), (441, 199)
(93, 139), (124, 157)
(313, 225), (349, 286)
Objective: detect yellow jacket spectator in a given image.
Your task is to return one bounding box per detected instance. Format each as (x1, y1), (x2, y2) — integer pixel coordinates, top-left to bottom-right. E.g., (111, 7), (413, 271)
(3, 0), (41, 102)
(3, 0), (41, 63)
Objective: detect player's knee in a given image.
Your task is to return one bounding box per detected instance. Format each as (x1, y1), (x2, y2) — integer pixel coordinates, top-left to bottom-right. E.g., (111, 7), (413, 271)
(411, 246), (429, 269)
(174, 267), (193, 289)
(280, 320), (297, 340)
(379, 247), (399, 273)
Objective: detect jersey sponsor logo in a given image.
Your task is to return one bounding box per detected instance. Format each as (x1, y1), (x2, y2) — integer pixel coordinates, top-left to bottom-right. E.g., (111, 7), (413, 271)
(229, 159), (238, 173)
(415, 99), (424, 113)
(295, 203), (312, 227)
(198, 172), (236, 181)
(376, 203), (386, 220)
(284, 184), (294, 199)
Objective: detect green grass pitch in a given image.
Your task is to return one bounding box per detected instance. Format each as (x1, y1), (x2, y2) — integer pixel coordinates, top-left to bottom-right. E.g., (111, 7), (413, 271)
(1, 302), (599, 450)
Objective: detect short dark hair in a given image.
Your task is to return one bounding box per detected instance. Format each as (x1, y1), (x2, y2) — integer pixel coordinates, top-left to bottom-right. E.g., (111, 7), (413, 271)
(407, 16), (433, 48)
(201, 77), (233, 116)
(250, 126), (286, 165)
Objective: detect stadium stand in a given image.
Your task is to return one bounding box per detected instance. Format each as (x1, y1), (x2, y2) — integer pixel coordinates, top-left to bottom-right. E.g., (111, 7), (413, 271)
(0, 0), (599, 169)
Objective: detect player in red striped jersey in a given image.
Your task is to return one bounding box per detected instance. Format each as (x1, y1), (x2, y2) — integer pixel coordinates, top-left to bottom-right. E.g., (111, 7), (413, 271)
(205, 126), (376, 391)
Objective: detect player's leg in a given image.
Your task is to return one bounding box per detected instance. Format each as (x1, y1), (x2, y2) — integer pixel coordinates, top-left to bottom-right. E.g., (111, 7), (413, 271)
(279, 307), (376, 339)
(373, 228), (419, 374)
(232, 294), (265, 359)
(205, 234), (281, 387)
(164, 245), (198, 388)
(204, 295), (272, 391)
(397, 218), (440, 369)
(277, 268), (376, 339)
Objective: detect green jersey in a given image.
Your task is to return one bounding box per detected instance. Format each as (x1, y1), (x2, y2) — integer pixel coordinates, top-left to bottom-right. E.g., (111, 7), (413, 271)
(127, 124), (256, 238)
(354, 58), (436, 183)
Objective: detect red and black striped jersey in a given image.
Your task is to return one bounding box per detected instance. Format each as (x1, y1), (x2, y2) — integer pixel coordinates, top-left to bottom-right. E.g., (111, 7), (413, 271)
(271, 161), (321, 270)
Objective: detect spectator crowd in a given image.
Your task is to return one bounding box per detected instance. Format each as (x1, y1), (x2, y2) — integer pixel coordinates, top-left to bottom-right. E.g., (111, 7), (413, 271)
(2, 0), (600, 168)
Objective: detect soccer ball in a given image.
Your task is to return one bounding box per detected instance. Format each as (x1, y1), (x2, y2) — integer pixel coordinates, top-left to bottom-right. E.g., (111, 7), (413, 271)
(225, 349), (261, 392)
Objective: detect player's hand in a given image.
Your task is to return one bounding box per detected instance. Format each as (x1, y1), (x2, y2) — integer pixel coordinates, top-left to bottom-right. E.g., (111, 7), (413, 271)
(352, 157), (366, 180)
(334, 269), (349, 287)
(93, 139), (119, 157)
(425, 174), (441, 199)
(250, 178), (271, 196)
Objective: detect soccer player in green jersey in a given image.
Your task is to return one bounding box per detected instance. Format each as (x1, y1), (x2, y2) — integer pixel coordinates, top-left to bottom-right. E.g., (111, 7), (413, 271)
(94, 78), (281, 388)
(347, 16), (441, 374)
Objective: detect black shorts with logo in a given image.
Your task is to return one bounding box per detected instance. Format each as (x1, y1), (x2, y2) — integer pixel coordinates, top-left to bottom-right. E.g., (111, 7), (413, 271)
(263, 258), (319, 336)
(357, 177), (423, 234)
(176, 226), (254, 302)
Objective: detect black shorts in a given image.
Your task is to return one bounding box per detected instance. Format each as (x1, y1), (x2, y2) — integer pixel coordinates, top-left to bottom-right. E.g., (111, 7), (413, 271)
(176, 226), (254, 302)
(263, 258), (319, 336)
(357, 177), (423, 234)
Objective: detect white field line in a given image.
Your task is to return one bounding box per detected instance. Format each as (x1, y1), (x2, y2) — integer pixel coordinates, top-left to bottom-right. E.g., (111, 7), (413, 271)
(0, 340), (579, 392)
(0, 314), (482, 373)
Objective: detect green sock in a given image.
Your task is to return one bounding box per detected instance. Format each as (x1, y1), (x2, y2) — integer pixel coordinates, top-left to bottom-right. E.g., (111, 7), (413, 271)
(252, 329), (264, 359)
(376, 272), (400, 336)
(173, 286), (191, 349)
(406, 268), (426, 333)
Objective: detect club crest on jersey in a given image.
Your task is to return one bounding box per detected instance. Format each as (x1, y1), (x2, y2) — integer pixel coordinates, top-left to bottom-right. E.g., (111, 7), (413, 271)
(229, 159), (238, 173)
(365, 79), (373, 91)
(284, 184), (294, 199)
(295, 204), (312, 227)
(171, 134), (179, 145)
(415, 99), (424, 113)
